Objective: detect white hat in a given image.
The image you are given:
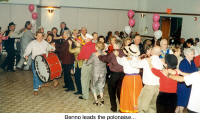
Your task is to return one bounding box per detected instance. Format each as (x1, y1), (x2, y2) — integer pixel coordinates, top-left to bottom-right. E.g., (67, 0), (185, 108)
(124, 44), (140, 56)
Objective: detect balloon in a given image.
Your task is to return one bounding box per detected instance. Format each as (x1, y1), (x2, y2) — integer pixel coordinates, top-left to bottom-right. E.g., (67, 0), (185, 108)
(32, 12), (38, 20)
(152, 22), (160, 31)
(129, 19), (135, 27)
(153, 14), (160, 22)
(124, 26), (131, 34)
(154, 30), (162, 39)
(128, 10), (135, 18)
(28, 4), (35, 12)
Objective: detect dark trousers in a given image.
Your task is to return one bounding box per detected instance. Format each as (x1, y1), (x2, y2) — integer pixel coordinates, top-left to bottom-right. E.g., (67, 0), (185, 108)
(74, 66), (82, 94)
(107, 72), (125, 110)
(1, 48), (15, 70)
(156, 92), (177, 113)
(63, 64), (75, 90)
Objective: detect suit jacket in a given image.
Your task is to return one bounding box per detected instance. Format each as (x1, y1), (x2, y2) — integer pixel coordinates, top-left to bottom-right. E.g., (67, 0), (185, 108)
(56, 39), (75, 64)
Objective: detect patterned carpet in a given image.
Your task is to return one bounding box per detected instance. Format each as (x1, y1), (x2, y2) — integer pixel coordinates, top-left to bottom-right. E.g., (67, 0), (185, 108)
(0, 69), (115, 113)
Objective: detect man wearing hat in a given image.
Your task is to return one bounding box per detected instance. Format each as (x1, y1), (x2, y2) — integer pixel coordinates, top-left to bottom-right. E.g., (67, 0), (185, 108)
(16, 21), (34, 70)
(1, 22), (16, 71)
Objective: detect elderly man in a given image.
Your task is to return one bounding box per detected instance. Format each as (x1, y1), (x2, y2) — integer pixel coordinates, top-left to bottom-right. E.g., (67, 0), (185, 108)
(77, 27), (87, 45)
(133, 34), (144, 55)
(159, 39), (173, 58)
(77, 33), (96, 100)
(16, 21), (34, 70)
(138, 46), (163, 113)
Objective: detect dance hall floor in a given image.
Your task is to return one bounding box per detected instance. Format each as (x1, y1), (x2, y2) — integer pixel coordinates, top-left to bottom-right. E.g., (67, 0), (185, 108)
(0, 69), (113, 113)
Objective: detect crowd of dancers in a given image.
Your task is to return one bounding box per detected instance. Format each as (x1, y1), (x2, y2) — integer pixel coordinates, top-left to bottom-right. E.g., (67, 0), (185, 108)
(0, 21), (200, 113)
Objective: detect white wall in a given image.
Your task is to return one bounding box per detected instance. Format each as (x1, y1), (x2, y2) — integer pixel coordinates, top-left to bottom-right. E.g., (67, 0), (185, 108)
(60, 7), (138, 35)
(0, 4), (33, 31)
(138, 0), (200, 39)
(60, 0), (138, 10)
(0, 0), (139, 35)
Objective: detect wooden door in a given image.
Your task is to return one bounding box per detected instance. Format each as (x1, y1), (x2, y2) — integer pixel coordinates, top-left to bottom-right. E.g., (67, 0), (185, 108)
(161, 17), (171, 40)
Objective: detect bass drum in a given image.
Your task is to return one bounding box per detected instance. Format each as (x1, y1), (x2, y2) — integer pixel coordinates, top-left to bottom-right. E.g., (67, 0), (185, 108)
(34, 52), (62, 82)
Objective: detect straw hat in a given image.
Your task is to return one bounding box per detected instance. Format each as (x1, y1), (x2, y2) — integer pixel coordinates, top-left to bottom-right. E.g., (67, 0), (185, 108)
(124, 44), (140, 56)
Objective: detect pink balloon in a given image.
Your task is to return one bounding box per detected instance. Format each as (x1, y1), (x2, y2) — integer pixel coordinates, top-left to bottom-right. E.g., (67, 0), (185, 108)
(32, 12), (38, 20)
(128, 10), (135, 18)
(129, 19), (135, 27)
(28, 4), (35, 12)
(152, 22), (160, 31)
(153, 14), (160, 22)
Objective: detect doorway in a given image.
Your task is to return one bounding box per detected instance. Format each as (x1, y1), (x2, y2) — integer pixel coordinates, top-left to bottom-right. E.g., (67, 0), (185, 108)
(160, 16), (183, 41)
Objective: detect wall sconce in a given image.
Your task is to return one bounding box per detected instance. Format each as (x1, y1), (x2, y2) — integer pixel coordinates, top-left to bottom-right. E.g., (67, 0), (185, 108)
(194, 17), (198, 21)
(141, 13), (145, 18)
(38, 6), (60, 14)
(48, 8), (54, 14)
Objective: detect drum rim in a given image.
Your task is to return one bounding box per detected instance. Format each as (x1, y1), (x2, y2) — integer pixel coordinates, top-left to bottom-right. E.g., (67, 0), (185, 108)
(55, 53), (63, 78)
(34, 55), (51, 82)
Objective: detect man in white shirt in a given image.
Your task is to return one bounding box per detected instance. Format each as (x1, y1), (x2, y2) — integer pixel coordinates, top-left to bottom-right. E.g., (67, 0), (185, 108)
(24, 31), (55, 95)
(138, 46), (163, 113)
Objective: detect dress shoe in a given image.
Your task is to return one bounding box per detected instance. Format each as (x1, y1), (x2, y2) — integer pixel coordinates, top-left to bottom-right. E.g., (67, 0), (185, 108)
(74, 92), (81, 95)
(93, 100), (99, 106)
(110, 107), (117, 112)
(79, 96), (86, 100)
(33, 91), (38, 96)
(99, 98), (104, 105)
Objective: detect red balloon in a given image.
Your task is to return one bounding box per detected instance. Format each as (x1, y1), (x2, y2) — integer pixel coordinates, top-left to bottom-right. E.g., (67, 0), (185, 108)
(129, 19), (135, 27)
(152, 22), (160, 31)
(153, 14), (160, 22)
(32, 12), (38, 20)
(128, 10), (135, 18)
(28, 4), (35, 12)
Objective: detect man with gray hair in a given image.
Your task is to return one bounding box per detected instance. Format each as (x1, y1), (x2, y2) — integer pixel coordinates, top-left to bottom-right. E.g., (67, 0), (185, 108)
(98, 40), (125, 112)
(138, 46), (163, 113)
(16, 21), (34, 70)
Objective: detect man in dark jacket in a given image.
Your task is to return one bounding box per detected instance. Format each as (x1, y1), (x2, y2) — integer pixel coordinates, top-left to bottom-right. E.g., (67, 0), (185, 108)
(56, 30), (75, 91)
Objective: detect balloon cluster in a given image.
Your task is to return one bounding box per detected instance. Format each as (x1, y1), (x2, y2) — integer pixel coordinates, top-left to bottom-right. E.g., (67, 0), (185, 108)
(152, 14), (160, 31)
(124, 10), (135, 35)
(128, 10), (135, 27)
(28, 4), (38, 20)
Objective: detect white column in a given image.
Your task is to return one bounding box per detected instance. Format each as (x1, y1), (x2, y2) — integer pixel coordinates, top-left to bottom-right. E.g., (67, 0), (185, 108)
(39, 0), (61, 33)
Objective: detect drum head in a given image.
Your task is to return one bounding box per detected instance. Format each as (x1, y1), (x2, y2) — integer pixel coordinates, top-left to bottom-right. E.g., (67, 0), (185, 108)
(34, 55), (50, 82)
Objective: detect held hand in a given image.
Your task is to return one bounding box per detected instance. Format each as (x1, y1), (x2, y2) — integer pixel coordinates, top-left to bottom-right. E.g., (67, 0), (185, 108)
(175, 69), (182, 75)
(68, 40), (72, 46)
(103, 52), (107, 55)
